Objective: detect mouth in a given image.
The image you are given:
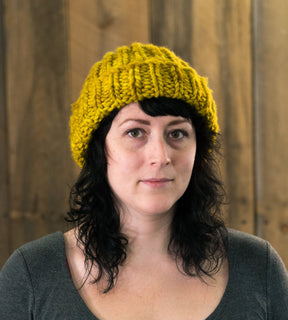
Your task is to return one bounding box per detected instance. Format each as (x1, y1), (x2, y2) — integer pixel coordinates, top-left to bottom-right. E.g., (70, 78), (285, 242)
(140, 178), (173, 188)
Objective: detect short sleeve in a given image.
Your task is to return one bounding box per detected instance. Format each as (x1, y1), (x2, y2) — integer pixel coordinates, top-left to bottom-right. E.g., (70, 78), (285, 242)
(267, 243), (288, 319)
(0, 249), (34, 319)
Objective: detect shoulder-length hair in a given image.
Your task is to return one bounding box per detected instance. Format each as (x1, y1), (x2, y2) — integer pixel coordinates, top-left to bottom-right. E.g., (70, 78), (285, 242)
(66, 97), (227, 293)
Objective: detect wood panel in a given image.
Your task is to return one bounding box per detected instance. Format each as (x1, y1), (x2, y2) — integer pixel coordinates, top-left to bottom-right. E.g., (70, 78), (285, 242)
(3, 0), (73, 252)
(150, 0), (255, 234)
(254, 0), (288, 265)
(69, 0), (150, 102)
(150, 0), (192, 62)
(1, 0), (288, 269)
(203, 0), (254, 234)
(0, 0), (10, 266)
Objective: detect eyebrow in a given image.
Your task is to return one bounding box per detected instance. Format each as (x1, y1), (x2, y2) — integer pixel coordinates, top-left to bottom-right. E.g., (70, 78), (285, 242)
(119, 118), (191, 127)
(119, 119), (150, 126)
(167, 119), (191, 126)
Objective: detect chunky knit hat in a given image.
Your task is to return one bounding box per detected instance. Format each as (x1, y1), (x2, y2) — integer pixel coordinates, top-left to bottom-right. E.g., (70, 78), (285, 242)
(70, 42), (218, 167)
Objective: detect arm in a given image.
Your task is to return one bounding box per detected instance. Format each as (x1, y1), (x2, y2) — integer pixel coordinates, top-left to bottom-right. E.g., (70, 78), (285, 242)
(0, 250), (34, 319)
(267, 243), (288, 319)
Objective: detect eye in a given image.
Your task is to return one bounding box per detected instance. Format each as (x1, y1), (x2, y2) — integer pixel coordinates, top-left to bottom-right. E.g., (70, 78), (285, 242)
(127, 128), (144, 138)
(169, 129), (187, 139)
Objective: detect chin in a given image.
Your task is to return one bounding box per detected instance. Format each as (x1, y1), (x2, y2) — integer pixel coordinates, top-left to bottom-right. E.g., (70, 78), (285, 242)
(138, 203), (175, 216)
(140, 193), (182, 214)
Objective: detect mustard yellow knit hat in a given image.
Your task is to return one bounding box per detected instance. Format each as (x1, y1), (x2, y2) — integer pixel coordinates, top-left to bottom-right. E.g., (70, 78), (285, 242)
(70, 42), (218, 167)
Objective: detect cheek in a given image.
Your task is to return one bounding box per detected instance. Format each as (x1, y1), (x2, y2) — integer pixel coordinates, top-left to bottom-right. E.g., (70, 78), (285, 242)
(176, 150), (196, 187)
(106, 152), (143, 201)
(106, 150), (142, 182)
(178, 147), (196, 171)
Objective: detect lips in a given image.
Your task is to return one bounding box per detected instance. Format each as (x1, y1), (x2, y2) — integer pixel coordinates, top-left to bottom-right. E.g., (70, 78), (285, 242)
(141, 178), (173, 188)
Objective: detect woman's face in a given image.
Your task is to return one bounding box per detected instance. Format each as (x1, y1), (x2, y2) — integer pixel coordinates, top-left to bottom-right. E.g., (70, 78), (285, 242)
(105, 102), (196, 218)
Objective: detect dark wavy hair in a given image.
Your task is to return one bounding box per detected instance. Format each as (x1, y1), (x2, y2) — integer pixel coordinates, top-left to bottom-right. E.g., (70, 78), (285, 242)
(66, 97), (227, 293)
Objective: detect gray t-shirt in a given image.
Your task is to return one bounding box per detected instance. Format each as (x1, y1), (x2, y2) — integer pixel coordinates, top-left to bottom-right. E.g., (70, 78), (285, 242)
(0, 229), (287, 319)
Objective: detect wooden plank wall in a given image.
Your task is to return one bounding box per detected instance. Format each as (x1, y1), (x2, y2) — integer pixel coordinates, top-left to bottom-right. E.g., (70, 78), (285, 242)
(1, 0), (287, 268)
(1, 0), (73, 253)
(253, 0), (288, 265)
(0, 0), (9, 263)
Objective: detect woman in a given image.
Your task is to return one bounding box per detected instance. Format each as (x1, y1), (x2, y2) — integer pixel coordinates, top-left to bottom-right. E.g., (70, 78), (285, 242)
(0, 43), (287, 319)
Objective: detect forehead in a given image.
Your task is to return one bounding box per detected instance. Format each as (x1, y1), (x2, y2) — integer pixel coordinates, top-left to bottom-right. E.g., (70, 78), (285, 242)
(112, 102), (191, 126)
(115, 102), (142, 119)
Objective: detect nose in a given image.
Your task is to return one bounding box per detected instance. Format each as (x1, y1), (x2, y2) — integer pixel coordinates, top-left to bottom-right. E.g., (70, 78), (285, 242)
(147, 136), (171, 167)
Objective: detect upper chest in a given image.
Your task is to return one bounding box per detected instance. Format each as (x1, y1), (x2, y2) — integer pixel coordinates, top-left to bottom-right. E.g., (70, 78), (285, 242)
(78, 261), (228, 320)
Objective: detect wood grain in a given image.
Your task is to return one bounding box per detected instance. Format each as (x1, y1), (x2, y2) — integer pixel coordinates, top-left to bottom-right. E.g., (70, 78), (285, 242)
(69, 0), (150, 102)
(150, 0), (192, 62)
(1, 0), (288, 269)
(3, 0), (73, 251)
(253, 0), (288, 265)
(209, 0), (254, 234)
(0, 0), (10, 266)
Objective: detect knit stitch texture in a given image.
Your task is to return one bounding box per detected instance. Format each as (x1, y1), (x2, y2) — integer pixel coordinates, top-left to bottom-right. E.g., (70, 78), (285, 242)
(70, 42), (218, 167)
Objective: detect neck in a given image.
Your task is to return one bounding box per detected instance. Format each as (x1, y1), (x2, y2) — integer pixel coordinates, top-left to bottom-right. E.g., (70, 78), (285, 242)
(120, 207), (174, 259)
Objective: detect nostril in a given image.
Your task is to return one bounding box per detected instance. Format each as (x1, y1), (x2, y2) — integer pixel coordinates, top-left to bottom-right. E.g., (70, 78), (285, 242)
(150, 155), (171, 167)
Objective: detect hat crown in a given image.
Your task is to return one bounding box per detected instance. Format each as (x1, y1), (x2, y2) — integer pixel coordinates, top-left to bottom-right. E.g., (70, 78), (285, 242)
(70, 43), (218, 167)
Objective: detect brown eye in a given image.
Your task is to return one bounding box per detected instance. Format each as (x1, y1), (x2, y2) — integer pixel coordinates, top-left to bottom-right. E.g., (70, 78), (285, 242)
(127, 129), (143, 138)
(169, 130), (186, 139)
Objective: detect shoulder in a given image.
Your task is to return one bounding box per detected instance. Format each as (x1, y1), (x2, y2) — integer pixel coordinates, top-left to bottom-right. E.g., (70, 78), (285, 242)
(1, 232), (65, 282)
(227, 228), (288, 284)
(0, 232), (66, 317)
(227, 228), (268, 255)
(20, 232), (66, 277)
(227, 229), (288, 315)
(227, 228), (269, 276)
(17, 231), (64, 261)
(227, 228), (283, 270)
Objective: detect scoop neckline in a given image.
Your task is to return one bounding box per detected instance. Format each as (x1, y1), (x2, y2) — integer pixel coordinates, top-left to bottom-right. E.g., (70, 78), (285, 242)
(57, 230), (236, 320)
